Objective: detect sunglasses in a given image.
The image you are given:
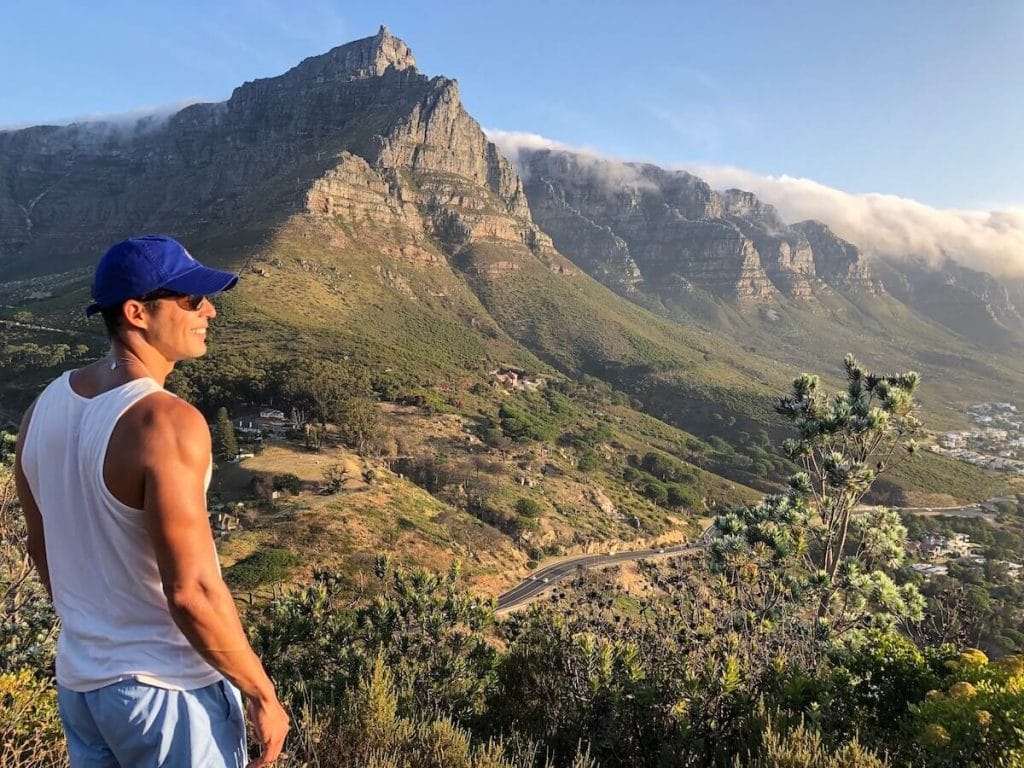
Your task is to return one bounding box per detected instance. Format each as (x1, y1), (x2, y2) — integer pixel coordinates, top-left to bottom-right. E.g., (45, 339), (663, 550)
(138, 289), (209, 311)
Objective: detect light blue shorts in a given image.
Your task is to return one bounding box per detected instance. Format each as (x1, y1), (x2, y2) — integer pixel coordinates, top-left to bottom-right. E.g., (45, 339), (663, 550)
(57, 678), (247, 768)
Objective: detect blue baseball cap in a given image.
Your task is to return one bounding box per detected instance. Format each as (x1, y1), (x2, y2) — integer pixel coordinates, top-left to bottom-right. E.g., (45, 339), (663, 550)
(85, 235), (238, 317)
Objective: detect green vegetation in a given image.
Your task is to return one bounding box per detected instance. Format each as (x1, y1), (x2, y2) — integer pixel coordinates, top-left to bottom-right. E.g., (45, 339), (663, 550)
(224, 547), (298, 591)
(713, 355), (925, 633)
(273, 473), (303, 495)
(213, 406), (239, 460)
(4, 356), (1024, 767)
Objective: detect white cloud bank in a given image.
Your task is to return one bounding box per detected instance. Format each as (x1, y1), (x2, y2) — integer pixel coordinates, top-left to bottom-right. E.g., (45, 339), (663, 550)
(0, 99), (207, 133)
(487, 130), (1024, 279)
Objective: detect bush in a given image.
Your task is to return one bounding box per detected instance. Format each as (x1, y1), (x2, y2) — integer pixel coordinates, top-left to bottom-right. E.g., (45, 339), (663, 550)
(250, 473), (275, 501)
(516, 498), (543, 519)
(577, 450), (600, 473)
(225, 548), (298, 591)
(641, 451), (693, 483)
(0, 670), (66, 768)
(577, 423), (613, 447)
(499, 402), (558, 443)
(742, 720), (888, 767)
(666, 484), (701, 509)
(273, 473), (302, 495)
(643, 481), (668, 505)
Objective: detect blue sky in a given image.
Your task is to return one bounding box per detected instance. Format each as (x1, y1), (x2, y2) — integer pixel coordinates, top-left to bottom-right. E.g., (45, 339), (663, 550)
(2, 1), (1023, 212)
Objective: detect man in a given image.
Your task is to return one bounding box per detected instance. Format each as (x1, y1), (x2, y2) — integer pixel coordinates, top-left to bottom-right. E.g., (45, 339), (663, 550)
(13, 235), (289, 767)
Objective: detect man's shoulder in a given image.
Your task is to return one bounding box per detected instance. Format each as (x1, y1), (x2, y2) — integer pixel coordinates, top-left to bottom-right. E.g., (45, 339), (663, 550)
(122, 391), (210, 447)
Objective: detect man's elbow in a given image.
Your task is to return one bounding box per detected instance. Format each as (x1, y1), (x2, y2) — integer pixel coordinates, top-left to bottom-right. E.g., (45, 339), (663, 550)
(165, 580), (221, 620)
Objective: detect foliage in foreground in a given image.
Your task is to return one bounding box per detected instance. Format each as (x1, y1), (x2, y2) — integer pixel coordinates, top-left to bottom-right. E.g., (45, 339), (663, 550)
(712, 355), (925, 636)
(4, 358), (1024, 767)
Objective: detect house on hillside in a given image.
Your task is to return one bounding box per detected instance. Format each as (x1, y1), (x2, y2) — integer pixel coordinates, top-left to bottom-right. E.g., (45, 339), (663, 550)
(919, 533), (947, 559)
(946, 533), (975, 558)
(911, 563), (949, 578)
(489, 366), (548, 391)
(234, 406), (298, 439)
(941, 432), (969, 449)
(491, 368), (520, 389)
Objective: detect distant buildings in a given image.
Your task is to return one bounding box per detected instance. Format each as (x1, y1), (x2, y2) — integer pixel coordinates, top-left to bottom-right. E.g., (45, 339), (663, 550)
(911, 563), (949, 577)
(233, 407), (299, 439)
(929, 402), (1024, 475)
(907, 529), (1024, 582)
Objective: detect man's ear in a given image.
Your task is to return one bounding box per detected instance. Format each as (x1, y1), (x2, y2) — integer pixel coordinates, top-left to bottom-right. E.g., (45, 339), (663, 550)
(121, 299), (151, 331)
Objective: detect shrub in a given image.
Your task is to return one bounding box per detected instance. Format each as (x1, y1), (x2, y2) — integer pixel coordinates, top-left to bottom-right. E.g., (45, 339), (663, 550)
(250, 473), (275, 501)
(499, 403), (558, 443)
(643, 481), (669, 505)
(641, 451), (693, 483)
(742, 720), (888, 767)
(273, 473), (302, 495)
(666, 484), (701, 509)
(577, 450), (600, 473)
(225, 548), (298, 591)
(516, 498), (543, 519)
(0, 670), (66, 768)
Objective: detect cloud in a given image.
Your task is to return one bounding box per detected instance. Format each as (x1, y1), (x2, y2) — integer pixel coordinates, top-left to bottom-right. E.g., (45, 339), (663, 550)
(486, 129), (1024, 279)
(686, 165), (1024, 278)
(0, 99), (206, 134)
(484, 129), (582, 168)
(485, 129), (655, 190)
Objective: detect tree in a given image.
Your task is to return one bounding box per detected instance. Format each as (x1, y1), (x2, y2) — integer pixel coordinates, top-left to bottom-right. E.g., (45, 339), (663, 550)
(338, 396), (384, 457)
(213, 407), (238, 460)
(712, 355), (925, 635)
(322, 464), (348, 493)
(515, 498), (543, 519)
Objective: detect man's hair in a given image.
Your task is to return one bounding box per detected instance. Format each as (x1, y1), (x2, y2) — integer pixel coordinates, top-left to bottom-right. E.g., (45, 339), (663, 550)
(99, 295), (164, 339)
(99, 303), (126, 339)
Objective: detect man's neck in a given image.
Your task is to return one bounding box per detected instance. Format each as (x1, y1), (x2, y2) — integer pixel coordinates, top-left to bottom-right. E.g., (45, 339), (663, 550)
(109, 340), (174, 387)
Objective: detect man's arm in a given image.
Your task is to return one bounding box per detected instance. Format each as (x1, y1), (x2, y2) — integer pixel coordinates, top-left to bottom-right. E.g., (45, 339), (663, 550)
(13, 403), (52, 600)
(139, 396), (288, 767)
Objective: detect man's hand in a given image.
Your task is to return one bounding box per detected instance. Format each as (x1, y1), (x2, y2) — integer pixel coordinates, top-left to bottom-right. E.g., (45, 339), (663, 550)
(246, 694), (290, 767)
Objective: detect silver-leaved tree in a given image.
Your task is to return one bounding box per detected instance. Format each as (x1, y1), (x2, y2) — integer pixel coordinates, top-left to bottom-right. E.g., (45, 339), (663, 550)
(711, 354), (925, 637)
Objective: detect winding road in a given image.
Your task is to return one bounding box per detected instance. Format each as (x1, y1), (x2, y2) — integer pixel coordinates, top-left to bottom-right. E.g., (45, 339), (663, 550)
(495, 498), (1012, 613)
(496, 538), (708, 613)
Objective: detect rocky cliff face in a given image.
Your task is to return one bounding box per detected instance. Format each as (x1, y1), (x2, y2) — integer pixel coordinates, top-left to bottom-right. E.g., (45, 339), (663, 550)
(791, 220), (872, 286)
(0, 26), (542, 278)
(516, 148), (872, 302)
(873, 255), (1024, 351)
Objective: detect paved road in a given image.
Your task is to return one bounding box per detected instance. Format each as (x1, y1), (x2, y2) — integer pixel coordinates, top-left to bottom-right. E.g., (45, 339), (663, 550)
(496, 542), (701, 613)
(496, 497), (1015, 613)
(857, 502), (1002, 519)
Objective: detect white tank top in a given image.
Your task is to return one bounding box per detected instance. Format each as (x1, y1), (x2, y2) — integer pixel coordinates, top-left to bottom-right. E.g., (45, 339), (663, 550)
(20, 370), (221, 692)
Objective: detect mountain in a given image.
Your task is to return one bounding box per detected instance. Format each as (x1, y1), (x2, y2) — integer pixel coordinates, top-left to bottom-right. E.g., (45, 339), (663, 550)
(0, 26), (537, 279)
(872, 256), (1024, 352)
(507, 146), (1024, 421)
(516, 148), (874, 302)
(0, 27), (1017, 556)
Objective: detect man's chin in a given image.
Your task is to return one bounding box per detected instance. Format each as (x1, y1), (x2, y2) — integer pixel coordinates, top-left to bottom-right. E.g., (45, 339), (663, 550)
(177, 343), (209, 361)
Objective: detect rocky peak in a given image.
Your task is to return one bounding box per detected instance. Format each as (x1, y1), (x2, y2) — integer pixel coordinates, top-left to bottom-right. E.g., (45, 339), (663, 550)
(791, 220), (872, 286)
(721, 188), (784, 231)
(277, 25), (416, 85)
(0, 29), (538, 274)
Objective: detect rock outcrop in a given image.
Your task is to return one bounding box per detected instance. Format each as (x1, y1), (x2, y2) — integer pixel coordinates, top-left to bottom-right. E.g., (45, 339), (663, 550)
(791, 220), (872, 287)
(873, 255), (1024, 351)
(515, 148), (872, 302)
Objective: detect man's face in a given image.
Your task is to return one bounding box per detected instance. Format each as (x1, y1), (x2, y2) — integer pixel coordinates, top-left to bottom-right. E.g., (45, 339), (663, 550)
(141, 294), (217, 362)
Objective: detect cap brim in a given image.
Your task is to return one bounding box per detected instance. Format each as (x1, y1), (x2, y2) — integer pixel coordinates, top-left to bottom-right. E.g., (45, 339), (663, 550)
(161, 264), (239, 296)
